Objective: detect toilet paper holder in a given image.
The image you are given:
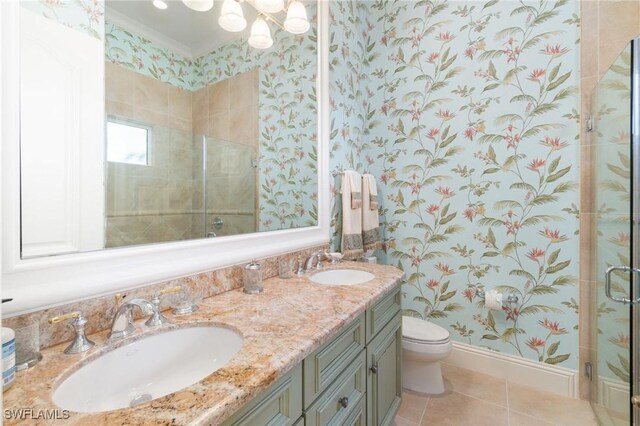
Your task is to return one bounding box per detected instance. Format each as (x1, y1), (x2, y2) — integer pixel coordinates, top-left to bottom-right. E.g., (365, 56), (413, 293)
(475, 289), (518, 304)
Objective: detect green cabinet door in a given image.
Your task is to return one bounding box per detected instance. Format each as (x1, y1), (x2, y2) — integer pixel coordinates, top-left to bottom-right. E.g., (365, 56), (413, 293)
(222, 364), (302, 426)
(367, 311), (402, 426)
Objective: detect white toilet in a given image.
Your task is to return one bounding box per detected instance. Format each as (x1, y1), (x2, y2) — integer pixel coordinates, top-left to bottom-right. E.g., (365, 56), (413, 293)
(402, 316), (452, 395)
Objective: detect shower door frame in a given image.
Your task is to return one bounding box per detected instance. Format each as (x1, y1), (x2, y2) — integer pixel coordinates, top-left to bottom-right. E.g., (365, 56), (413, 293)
(632, 36), (640, 426)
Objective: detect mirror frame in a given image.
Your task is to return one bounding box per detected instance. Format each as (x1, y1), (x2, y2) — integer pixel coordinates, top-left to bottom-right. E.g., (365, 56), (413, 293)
(0, 0), (330, 316)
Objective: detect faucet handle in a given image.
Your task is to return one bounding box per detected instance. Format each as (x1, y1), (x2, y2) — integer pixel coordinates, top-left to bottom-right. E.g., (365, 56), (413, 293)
(145, 286), (181, 327)
(48, 311), (95, 354)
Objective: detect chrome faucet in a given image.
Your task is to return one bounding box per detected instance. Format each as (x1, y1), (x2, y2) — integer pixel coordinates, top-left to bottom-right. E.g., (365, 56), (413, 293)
(304, 251), (326, 272)
(48, 311), (95, 354)
(109, 298), (157, 340)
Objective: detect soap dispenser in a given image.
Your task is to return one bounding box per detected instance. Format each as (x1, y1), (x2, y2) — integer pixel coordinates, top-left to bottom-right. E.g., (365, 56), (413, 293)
(243, 260), (263, 294)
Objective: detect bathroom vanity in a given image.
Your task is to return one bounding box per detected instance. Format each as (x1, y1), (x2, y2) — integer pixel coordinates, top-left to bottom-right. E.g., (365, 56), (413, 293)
(3, 262), (403, 425)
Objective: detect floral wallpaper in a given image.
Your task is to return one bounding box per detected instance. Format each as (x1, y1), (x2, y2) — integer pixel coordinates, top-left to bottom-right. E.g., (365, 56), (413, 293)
(105, 22), (196, 91)
(329, 0), (581, 368)
(593, 47), (632, 387)
(21, 0), (104, 41)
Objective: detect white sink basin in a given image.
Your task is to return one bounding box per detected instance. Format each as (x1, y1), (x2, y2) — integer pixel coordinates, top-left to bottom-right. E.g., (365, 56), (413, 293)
(309, 269), (375, 285)
(53, 326), (242, 413)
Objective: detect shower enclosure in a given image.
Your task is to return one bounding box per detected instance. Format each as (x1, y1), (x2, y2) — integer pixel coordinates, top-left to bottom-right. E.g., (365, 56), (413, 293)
(590, 38), (639, 425)
(105, 129), (257, 248)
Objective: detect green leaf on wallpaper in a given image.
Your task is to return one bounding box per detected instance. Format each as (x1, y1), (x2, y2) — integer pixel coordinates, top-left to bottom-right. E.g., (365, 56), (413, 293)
(553, 87), (577, 102)
(545, 354), (570, 365)
(478, 134), (505, 144)
(530, 194), (559, 206)
(547, 341), (560, 357)
(482, 251), (500, 258)
(619, 354), (630, 374)
(413, 296), (431, 304)
(529, 285), (558, 295)
(546, 260), (570, 274)
(546, 71), (572, 92)
(531, 103), (558, 117)
(520, 305), (562, 316)
(477, 217), (505, 227)
(607, 362), (630, 383)
(444, 225), (463, 235)
(479, 50), (504, 61)
(487, 311), (495, 329)
(439, 213), (456, 225)
(553, 276), (577, 286)
(495, 114), (521, 125)
(482, 83), (500, 94)
(618, 152), (631, 168)
(482, 334), (499, 341)
(495, 27), (522, 40)
(487, 61), (497, 78)
(607, 164), (631, 178)
(510, 269), (535, 281)
(494, 200), (522, 209)
(443, 303), (463, 312)
(546, 166), (571, 183)
(441, 135), (456, 148)
(483, 0), (499, 10)
(482, 168), (500, 175)
(552, 182), (577, 194)
(501, 328), (521, 341)
(487, 228), (496, 245)
(547, 249), (561, 266)
(439, 291), (456, 302)
(547, 157), (560, 174)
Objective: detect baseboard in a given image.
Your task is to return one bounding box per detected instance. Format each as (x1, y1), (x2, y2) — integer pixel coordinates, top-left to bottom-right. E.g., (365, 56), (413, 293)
(598, 376), (629, 415)
(446, 341), (580, 398)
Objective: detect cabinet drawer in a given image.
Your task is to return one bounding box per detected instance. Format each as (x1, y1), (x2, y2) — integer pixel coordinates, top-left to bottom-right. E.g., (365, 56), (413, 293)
(304, 350), (367, 426)
(303, 314), (365, 407)
(222, 364), (302, 426)
(342, 393), (366, 426)
(366, 285), (401, 342)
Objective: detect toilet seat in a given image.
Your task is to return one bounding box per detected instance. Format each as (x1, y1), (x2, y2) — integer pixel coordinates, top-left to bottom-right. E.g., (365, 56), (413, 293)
(402, 316), (450, 344)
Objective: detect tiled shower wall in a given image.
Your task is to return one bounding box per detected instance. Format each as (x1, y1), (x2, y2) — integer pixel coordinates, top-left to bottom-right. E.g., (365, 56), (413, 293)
(580, 0), (640, 400)
(105, 64), (259, 246)
(105, 63), (199, 247)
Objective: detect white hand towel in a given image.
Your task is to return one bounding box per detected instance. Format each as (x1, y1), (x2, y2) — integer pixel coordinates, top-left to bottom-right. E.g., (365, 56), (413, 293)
(341, 171), (364, 259)
(349, 170), (362, 209)
(362, 174), (381, 251)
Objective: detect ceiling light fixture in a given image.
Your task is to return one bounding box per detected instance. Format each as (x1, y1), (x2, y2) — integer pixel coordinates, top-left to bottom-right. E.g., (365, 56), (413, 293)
(219, 0), (247, 32)
(182, 0), (214, 12)
(248, 16), (273, 49)
(153, 0), (168, 10)
(255, 0), (284, 14)
(283, 0), (309, 34)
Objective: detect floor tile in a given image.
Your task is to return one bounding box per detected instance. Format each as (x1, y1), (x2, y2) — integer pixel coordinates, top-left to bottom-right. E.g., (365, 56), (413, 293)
(393, 415), (419, 426)
(420, 392), (508, 426)
(397, 390), (429, 423)
(509, 410), (555, 425)
(441, 362), (508, 407)
(507, 382), (599, 425)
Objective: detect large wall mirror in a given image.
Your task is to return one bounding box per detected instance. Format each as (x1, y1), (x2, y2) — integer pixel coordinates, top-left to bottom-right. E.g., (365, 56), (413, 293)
(2, 0), (327, 316)
(19, 0), (318, 258)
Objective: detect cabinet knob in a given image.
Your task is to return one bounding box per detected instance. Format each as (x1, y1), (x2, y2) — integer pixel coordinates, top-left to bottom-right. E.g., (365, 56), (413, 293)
(338, 396), (349, 409)
(370, 364), (378, 374)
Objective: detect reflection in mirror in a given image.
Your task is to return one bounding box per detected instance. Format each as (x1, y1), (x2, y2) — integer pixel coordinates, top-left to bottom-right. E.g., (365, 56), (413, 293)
(19, 0), (318, 258)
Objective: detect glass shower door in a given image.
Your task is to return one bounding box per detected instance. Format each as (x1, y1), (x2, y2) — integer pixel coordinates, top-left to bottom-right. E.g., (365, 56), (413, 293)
(591, 39), (638, 425)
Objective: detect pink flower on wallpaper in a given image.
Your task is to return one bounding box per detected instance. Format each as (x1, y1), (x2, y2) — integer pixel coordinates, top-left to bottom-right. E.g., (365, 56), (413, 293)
(427, 52), (440, 64)
(427, 128), (440, 139)
(427, 279), (440, 289)
(463, 288), (475, 302)
(527, 68), (546, 81)
(463, 208), (476, 222)
(437, 32), (454, 42)
(541, 44), (568, 58)
(464, 127), (476, 140)
(426, 204), (440, 215)
(526, 158), (546, 171)
(435, 263), (454, 275)
(526, 248), (545, 261)
(526, 337), (546, 350)
(540, 136), (568, 150)
(539, 227), (568, 243)
(464, 46), (476, 60)
(538, 318), (567, 335)
(435, 186), (455, 198)
(436, 110), (455, 121)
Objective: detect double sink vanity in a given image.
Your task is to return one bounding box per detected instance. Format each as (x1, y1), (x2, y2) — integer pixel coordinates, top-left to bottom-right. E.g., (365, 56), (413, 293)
(4, 261), (404, 425)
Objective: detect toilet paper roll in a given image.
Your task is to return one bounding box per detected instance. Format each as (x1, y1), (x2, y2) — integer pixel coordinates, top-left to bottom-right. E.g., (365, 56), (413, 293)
(484, 290), (503, 310)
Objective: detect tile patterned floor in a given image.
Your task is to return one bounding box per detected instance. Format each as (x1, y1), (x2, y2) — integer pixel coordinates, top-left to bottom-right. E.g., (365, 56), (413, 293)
(393, 362), (599, 426)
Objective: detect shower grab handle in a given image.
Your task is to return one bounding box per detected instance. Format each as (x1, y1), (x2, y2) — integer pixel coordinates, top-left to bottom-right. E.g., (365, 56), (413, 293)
(605, 265), (640, 304)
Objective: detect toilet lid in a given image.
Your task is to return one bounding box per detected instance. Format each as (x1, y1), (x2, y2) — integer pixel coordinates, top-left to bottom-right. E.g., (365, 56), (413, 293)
(403, 316), (450, 343)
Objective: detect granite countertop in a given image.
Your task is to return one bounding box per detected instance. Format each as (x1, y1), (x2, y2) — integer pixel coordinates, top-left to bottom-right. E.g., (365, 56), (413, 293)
(4, 261), (404, 425)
